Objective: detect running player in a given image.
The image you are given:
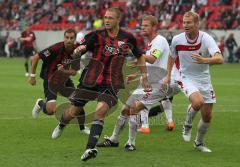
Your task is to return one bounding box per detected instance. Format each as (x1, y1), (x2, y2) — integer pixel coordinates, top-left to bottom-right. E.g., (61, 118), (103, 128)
(164, 11), (224, 152)
(29, 28), (89, 134)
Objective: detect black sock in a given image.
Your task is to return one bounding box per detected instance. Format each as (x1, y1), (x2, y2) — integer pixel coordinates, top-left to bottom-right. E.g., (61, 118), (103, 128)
(86, 120), (104, 149)
(59, 122), (65, 129)
(24, 62), (28, 73)
(38, 100), (48, 115)
(148, 104), (164, 117)
(77, 109), (86, 130)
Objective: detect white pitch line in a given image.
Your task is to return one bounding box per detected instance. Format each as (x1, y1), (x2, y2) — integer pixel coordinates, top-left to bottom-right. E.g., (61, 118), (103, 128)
(0, 110), (239, 120)
(0, 117), (54, 120)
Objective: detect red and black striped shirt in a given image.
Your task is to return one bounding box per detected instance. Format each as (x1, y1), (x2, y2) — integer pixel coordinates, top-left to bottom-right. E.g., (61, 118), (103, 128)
(39, 42), (79, 80)
(82, 28), (143, 88)
(21, 30), (36, 49)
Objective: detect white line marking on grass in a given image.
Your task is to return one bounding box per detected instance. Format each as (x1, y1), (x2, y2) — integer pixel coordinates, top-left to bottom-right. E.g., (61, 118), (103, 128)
(0, 110), (239, 120)
(0, 117), (53, 120)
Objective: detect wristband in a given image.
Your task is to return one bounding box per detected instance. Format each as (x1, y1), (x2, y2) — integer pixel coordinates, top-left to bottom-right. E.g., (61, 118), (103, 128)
(30, 73), (36, 77)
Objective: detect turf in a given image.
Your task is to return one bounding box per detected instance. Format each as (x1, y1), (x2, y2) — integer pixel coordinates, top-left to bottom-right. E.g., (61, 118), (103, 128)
(0, 58), (240, 167)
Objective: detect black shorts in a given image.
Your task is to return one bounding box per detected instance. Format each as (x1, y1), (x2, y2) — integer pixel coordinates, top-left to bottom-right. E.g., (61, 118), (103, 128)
(43, 78), (74, 102)
(69, 83), (118, 108)
(23, 47), (34, 58)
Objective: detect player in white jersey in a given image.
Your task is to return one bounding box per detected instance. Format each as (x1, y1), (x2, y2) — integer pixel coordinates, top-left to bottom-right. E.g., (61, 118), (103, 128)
(97, 15), (179, 151)
(164, 11), (223, 152)
(139, 59), (181, 133)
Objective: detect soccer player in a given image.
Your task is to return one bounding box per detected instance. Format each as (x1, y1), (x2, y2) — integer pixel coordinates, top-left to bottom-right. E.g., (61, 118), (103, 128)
(28, 28), (89, 135)
(51, 7), (151, 161)
(19, 25), (38, 76)
(139, 62), (181, 133)
(97, 15), (179, 151)
(164, 11), (224, 152)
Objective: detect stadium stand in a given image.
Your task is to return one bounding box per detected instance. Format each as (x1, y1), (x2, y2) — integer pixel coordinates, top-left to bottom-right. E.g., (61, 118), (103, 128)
(0, 0), (239, 31)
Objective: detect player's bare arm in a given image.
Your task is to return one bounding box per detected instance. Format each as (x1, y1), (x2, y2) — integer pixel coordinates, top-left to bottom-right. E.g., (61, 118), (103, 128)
(73, 45), (86, 55)
(57, 64), (77, 76)
(143, 54), (157, 64)
(28, 53), (40, 85)
(163, 55), (175, 85)
(191, 52), (224, 65)
(136, 55), (152, 92)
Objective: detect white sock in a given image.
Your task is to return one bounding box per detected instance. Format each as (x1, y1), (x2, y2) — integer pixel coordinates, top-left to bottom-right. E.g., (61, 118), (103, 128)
(127, 115), (138, 146)
(184, 104), (198, 126)
(162, 99), (173, 123)
(110, 115), (129, 143)
(140, 109), (149, 128)
(195, 119), (210, 144)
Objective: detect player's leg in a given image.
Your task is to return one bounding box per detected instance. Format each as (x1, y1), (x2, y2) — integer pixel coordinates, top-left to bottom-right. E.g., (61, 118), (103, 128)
(24, 57), (29, 76)
(138, 108), (150, 134)
(81, 86), (118, 161)
(51, 84), (90, 139)
(125, 100), (145, 151)
(125, 114), (138, 151)
(52, 105), (84, 139)
(179, 78), (203, 141)
(76, 107), (90, 135)
(162, 97), (175, 130)
(81, 101), (109, 161)
(32, 79), (57, 118)
(97, 105), (130, 147)
(64, 78), (90, 134)
(23, 48), (31, 76)
(194, 103), (212, 152)
(182, 91), (204, 141)
(97, 88), (141, 147)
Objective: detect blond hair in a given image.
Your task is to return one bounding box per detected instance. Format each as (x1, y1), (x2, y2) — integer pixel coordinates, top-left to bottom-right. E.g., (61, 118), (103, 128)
(142, 15), (158, 26)
(183, 11), (200, 23)
(106, 6), (122, 20)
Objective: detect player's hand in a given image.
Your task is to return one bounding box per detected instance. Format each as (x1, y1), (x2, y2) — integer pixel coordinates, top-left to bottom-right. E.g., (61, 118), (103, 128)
(57, 64), (64, 71)
(163, 74), (171, 85)
(28, 77), (36, 86)
(141, 75), (152, 92)
(73, 45), (86, 56)
(191, 53), (206, 64)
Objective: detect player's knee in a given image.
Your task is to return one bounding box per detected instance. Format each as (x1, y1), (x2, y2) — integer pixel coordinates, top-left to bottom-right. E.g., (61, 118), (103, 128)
(192, 99), (204, 111)
(46, 105), (56, 115)
(121, 105), (130, 116)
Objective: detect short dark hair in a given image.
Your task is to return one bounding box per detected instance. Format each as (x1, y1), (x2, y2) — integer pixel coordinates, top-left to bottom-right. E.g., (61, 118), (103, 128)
(64, 28), (76, 38)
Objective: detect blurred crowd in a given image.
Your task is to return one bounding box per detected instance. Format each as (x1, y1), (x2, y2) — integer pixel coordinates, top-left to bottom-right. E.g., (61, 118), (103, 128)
(0, 0), (239, 63)
(0, 0), (239, 31)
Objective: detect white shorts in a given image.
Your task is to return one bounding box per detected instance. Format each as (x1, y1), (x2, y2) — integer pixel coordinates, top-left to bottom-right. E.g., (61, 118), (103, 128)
(178, 76), (216, 103)
(125, 83), (180, 110)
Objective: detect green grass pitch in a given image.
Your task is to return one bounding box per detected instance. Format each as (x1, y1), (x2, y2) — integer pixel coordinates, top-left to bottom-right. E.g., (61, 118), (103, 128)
(0, 58), (240, 167)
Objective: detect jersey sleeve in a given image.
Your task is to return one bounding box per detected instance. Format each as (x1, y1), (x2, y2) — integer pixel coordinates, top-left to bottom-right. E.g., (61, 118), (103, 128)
(150, 38), (166, 59)
(38, 43), (58, 62)
(203, 33), (221, 56)
(129, 34), (144, 58)
(84, 31), (98, 52)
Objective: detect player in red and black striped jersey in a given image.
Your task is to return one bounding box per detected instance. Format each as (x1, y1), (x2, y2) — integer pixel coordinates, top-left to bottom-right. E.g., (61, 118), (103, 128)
(28, 29), (90, 135)
(19, 26), (38, 76)
(51, 6), (152, 161)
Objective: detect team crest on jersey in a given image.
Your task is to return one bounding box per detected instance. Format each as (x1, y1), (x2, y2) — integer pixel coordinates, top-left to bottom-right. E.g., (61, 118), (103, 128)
(118, 41), (125, 47)
(79, 38), (85, 44)
(43, 50), (50, 57)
